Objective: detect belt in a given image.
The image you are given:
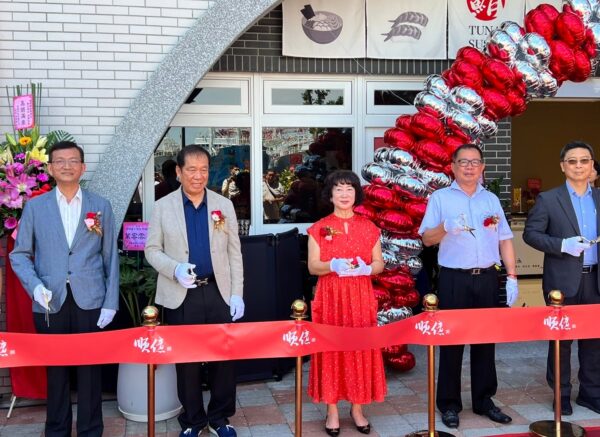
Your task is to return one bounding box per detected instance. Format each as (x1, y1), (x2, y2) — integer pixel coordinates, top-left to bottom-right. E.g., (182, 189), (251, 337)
(193, 274), (216, 286)
(443, 266), (497, 275)
(582, 265), (597, 274)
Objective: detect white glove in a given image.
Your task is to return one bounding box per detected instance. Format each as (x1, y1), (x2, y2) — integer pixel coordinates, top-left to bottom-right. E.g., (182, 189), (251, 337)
(330, 258), (352, 275)
(33, 284), (52, 311)
(505, 277), (519, 307)
(97, 308), (116, 329)
(443, 217), (464, 235)
(174, 263), (197, 288)
(340, 256), (372, 277)
(561, 236), (591, 257)
(230, 295), (245, 321)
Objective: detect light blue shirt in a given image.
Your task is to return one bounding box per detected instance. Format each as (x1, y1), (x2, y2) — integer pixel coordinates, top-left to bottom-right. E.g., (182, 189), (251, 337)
(418, 181), (513, 268)
(566, 182), (598, 266)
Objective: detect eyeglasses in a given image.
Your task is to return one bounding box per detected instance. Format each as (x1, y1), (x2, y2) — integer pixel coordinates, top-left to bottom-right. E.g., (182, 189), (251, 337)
(454, 159), (483, 168)
(563, 158), (592, 166)
(50, 159), (82, 167)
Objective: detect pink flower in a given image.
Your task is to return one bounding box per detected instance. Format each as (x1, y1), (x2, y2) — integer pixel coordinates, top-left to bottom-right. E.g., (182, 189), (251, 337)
(37, 173), (49, 182)
(4, 217), (17, 230)
(7, 173), (37, 196)
(84, 218), (95, 228)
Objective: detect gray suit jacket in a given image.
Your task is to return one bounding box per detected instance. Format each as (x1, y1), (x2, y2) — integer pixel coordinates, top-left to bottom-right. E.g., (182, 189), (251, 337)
(523, 184), (600, 297)
(9, 188), (120, 313)
(144, 188), (244, 309)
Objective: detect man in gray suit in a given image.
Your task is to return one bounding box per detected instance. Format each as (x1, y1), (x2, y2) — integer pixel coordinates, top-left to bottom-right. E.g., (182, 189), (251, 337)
(145, 145), (244, 437)
(10, 141), (119, 437)
(524, 140), (600, 416)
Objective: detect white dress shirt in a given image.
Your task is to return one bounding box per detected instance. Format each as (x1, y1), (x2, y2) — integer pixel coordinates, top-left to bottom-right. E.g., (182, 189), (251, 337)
(56, 187), (83, 247)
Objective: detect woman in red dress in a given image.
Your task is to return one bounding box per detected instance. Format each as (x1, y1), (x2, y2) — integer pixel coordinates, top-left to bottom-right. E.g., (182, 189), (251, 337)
(307, 170), (386, 436)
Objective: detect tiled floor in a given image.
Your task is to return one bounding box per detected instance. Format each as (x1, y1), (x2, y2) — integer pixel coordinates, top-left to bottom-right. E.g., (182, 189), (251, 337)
(1, 341), (600, 436)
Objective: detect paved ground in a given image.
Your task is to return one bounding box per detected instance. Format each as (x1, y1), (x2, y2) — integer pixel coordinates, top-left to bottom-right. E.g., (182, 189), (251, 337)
(0, 341), (599, 436)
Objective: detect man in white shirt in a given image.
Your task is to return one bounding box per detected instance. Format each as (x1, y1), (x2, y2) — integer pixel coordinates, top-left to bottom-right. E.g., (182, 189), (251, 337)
(10, 141), (119, 437)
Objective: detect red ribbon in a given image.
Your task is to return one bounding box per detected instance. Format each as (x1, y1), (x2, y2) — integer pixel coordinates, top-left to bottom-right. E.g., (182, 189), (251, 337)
(0, 304), (598, 368)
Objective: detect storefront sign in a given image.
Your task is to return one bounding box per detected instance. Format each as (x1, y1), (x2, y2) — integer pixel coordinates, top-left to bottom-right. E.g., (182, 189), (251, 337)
(123, 222), (149, 251)
(13, 95), (35, 130)
(527, 178), (542, 191)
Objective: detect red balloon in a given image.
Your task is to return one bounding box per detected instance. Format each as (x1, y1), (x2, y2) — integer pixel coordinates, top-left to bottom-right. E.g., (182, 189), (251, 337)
(443, 163), (453, 177)
(570, 49), (592, 82)
(403, 201), (428, 221)
(555, 10), (586, 47)
(363, 185), (402, 209)
(446, 60), (484, 92)
(373, 286), (391, 311)
(377, 210), (414, 234)
(525, 4), (559, 41)
(375, 270), (415, 290)
(481, 88), (512, 120)
(384, 351), (416, 372)
(409, 113), (445, 141)
(412, 139), (451, 167)
(444, 135), (465, 156)
(353, 203), (379, 221)
(507, 89), (527, 117)
(549, 40), (575, 83)
(456, 46), (487, 66)
(583, 29), (598, 58)
(395, 114), (412, 130)
(384, 128), (415, 151)
(482, 58), (516, 91)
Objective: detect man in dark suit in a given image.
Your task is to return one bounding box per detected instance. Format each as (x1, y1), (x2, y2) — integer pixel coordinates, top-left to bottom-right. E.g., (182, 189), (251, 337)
(523, 140), (600, 416)
(10, 141), (119, 436)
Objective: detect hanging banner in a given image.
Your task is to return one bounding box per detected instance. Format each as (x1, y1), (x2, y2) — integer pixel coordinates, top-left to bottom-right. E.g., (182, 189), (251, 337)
(448, 0), (526, 58)
(366, 0), (447, 59)
(525, 0), (562, 11)
(13, 95), (35, 131)
(282, 0), (366, 58)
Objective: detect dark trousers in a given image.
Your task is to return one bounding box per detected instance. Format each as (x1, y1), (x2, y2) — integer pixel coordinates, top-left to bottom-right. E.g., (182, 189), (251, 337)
(546, 272), (600, 400)
(164, 282), (236, 430)
(436, 267), (499, 414)
(33, 286), (103, 437)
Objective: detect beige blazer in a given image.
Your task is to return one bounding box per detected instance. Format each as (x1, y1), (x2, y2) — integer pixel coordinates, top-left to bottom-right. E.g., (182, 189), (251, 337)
(145, 187), (244, 309)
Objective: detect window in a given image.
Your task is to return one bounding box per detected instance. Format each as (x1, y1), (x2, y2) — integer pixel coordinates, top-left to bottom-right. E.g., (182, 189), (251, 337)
(262, 127), (352, 224)
(366, 80), (421, 115)
(264, 80), (352, 114)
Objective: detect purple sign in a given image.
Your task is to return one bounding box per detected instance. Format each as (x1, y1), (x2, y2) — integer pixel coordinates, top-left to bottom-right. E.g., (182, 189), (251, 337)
(123, 222), (149, 251)
(13, 95), (35, 130)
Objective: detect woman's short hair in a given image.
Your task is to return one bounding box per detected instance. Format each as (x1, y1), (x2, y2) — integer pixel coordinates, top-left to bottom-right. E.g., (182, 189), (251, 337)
(322, 170), (364, 205)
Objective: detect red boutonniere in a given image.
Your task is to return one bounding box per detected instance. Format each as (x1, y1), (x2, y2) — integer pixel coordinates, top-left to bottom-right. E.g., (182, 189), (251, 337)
(320, 226), (341, 241)
(84, 211), (102, 236)
(483, 214), (500, 231)
(211, 210), (226, 231)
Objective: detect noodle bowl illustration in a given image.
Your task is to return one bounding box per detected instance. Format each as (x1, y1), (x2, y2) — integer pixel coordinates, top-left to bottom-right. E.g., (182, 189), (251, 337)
(302, 11), (343, 44)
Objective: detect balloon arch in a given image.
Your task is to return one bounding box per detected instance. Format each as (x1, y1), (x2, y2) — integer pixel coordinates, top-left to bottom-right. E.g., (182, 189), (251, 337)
(361, 1), (600, 371)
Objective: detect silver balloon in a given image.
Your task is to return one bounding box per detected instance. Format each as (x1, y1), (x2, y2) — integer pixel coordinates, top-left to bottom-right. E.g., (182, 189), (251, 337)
(386, 162), (419, 178)
(414, 91), (448, 118)
(567, 0), (593, 23)
(398, 256), (423, 275)
(520, 33), (551, 70)
(446, 109), (482, 139)
(449, 86), (484, 116)
(381, 232), (423, 256)
(500, 21), (525, 44)
(386, 148), (418, 167)
(486, 29), (519, 62)
(537, 70), (559, 97)
(514, 60), (541, 96)
(415, 168), (452, 189)
(374, 147), (390, 162)
(424, 74), (450, 99)
(392, 175), (429, 198)
(382, 249), (402, 270)
(361, 162), (393, 184)
(475, 115), (498, 138)
(377, 307), (413, 326)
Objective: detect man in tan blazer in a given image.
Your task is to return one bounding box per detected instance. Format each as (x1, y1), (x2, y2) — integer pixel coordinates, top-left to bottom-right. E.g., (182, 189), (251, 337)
(145, 145), (244, 437)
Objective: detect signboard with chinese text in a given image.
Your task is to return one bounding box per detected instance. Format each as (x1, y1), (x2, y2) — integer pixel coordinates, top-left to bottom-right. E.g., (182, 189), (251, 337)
(13, 95), (35, 130)
(123, 222), (149, 251)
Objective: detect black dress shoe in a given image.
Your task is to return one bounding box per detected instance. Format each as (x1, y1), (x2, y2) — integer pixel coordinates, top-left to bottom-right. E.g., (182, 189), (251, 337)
(553, 398), (573, 416)
(441, 410), (459, 428)
(576, 395), (600, 414)
(477, 406), (512, 424)
(325, 417), (340, 436)
(350, 412), (371, 434)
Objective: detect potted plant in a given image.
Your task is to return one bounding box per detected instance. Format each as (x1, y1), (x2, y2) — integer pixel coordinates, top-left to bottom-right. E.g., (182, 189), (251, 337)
(116, 253), (182, 422)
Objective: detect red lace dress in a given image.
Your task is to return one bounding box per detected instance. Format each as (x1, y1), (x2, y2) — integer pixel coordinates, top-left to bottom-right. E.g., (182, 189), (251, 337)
(307, 214), (387, 404)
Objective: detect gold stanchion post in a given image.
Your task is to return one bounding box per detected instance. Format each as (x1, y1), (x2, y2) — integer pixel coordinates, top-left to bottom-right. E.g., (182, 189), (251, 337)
(142, 306), (160, 437)
(291, 299), (308, 436)
(529, 291), (585, 437)
(407, 294), (453, 437)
